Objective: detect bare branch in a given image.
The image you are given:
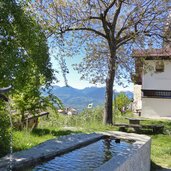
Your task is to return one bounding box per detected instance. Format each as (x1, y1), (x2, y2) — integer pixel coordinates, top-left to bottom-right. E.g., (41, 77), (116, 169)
(61, 27), (107, 39)
(103, 0), (117, 17)
(112, 0), (123, 31)
(89, 16), (101, 20)
(116, 0), (154, 39)
(116, 6), (138, 39)
(99, 0), (108, 8)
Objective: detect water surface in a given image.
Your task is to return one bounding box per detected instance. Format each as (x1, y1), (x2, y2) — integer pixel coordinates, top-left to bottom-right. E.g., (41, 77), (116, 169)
(31, 137), (132, 171)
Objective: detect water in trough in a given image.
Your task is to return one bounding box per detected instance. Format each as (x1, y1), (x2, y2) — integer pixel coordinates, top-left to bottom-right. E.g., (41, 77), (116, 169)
(29, 136), (132, 171)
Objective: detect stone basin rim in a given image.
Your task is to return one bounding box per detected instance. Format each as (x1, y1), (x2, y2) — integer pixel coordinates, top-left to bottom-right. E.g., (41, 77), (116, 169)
(0, 131), (151, 171)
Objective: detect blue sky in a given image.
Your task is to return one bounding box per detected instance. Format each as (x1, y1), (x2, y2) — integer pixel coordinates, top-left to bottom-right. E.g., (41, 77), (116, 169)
(50, 50), (133, 92)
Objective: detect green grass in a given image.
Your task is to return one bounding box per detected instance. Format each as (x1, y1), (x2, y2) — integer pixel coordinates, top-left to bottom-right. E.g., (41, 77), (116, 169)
(116, 118), (171, 169)
(13, 130), (55, 152)
(125, 118), (171, 169)
(151, 134), (171, 168)
(4, 113), (171, 170)
(13, 127), (82, 152)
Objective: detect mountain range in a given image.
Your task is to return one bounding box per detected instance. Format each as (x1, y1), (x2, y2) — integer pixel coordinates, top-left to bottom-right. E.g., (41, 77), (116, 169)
(46, 86), (133, 111)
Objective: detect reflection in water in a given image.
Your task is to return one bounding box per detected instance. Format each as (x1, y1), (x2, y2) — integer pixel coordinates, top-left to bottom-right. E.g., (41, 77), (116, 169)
(31, 137), (132, 171)
(103, 137), (112, 162)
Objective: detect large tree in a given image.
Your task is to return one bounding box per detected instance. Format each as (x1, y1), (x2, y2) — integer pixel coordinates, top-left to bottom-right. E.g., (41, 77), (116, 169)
(0, 0), (55, 119)
(30, 0), (169, 124)
(0, 0), (54, 88)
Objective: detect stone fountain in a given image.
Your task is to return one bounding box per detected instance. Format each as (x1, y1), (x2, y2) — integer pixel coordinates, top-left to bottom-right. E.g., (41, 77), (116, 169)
(0, 86), (12, 101)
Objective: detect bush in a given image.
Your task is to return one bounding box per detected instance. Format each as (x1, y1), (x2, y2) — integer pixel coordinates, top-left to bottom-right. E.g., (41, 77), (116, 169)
(0, 109), (10, 157)
(113, 93), (131, 115)
(79, 106), (104, 124)
(45, 106), (104, 128)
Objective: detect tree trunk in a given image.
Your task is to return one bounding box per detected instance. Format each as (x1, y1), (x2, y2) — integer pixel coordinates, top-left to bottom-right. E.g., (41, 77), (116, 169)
(103, 55), (116, 125)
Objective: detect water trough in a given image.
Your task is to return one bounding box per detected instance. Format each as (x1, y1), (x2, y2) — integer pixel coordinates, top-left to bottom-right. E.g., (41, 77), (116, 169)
(0, 131), (151, 171)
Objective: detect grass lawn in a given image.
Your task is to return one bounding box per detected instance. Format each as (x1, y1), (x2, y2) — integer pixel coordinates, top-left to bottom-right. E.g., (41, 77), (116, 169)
(13, 126), (84, 152)
(151, 134), (171, 169)
(9, 116), (171, 170)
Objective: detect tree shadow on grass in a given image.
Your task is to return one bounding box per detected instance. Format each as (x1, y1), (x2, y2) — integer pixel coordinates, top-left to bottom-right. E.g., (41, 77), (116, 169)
(122, 119), (171, 135)
(125, 128), (161, 135)
(151, 161), (171, 171)
(131, 127), (171, 136)
(32, 128), (82, 137)
(135, 129), (159, 135)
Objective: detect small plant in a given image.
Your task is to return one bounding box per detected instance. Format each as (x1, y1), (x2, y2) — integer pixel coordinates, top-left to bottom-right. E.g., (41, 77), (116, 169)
(0, 104), (10, 157)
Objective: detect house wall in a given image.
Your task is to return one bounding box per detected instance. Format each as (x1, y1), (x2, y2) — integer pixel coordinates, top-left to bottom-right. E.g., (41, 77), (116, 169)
(142, 60), (171, 90)
(142, 97), (171, 117)
(133, 84), (142, 112)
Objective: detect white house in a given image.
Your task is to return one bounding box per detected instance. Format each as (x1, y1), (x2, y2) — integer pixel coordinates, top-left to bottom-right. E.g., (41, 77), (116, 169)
(133, 6), (171, 118)
(133, 48), (171, 118)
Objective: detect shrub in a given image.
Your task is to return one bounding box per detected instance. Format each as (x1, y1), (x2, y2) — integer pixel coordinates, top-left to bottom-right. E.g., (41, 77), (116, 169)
(0, 108), (10, 157)
(113, 93), (131, 115)
(80, 106), (104, 124)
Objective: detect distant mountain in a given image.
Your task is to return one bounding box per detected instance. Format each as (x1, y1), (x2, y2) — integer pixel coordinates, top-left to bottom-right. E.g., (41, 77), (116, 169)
(45, 86), (133, 111)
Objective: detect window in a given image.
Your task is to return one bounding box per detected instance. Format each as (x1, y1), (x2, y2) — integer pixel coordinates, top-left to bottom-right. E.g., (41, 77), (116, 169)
(155, 61), (164, 72)
(143, 90), (171, 98)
